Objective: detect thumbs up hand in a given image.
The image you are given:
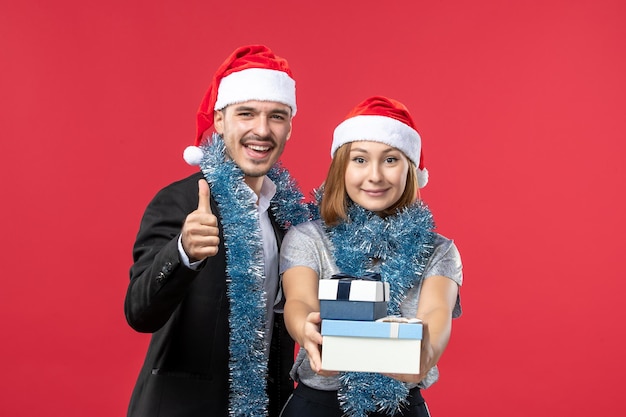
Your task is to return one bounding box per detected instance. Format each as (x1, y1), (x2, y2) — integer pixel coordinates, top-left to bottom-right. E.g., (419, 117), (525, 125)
(196, 178), (213, 215)
(181, 179), (220, 262)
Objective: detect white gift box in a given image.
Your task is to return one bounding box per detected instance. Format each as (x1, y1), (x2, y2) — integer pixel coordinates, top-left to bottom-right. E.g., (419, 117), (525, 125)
(321, 318), (422, 374)
(318, 278), (390, 302)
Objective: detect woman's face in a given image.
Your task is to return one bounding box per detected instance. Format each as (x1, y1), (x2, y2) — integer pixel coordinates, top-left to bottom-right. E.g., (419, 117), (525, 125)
(344, 141), (410, 214)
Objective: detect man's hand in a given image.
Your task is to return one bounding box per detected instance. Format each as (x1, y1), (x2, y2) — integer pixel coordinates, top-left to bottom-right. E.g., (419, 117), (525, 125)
(181, 179), (220, 262)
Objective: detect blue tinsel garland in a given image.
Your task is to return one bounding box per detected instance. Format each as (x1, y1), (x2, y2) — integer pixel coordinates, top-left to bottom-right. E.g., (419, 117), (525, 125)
(199, 134), (314, 417)
(327, 202), (436, 417)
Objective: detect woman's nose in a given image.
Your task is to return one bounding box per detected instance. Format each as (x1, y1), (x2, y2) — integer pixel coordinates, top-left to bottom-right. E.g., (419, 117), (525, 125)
(368, 164), (382, 182)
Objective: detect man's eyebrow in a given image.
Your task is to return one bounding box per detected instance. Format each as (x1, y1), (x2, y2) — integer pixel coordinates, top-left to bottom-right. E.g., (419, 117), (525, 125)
(232, 105), (291, 116)
(232, 105), (256, 112)
(271, 108), (291, 116)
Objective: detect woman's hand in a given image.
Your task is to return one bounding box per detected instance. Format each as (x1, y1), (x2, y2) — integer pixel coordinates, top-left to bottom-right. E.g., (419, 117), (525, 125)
(282, 266), (338, 377)
(301, 311), (323, 371)
(301, 312), (338, 376)
(385, 275), (458, 384)
(383, 321), (433, 384)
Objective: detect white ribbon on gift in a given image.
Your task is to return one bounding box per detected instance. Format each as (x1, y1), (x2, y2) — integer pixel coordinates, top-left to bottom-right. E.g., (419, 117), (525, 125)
(376, 316), (422, 338)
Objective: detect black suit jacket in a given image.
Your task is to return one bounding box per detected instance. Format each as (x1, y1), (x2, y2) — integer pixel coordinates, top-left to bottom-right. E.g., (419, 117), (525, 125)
(125, 172), (294, 417)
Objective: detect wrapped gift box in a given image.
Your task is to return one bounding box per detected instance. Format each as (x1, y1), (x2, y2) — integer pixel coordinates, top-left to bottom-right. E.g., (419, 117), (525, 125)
(320, 299), (388, 321)
(321, 318), (422, 374)
(318, 276), (390, 302)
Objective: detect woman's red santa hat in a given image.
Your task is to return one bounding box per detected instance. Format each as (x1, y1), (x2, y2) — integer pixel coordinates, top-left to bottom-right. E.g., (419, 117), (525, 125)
(331, 95), (429, 187)
(183, 44), (297, 165)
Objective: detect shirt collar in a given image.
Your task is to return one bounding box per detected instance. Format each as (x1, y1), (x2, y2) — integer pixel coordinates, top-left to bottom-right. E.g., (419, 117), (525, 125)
(248, 175), (276, 213)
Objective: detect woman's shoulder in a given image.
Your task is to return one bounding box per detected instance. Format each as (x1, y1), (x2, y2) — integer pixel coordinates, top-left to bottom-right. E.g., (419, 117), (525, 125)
(434, 232), (456, 248)
(430, 232), (462, 267)
(283, 220), (333, 254)
(427, 232), (463, 284)
(286, 218), (325, 237)
(433, 232), (455, 248)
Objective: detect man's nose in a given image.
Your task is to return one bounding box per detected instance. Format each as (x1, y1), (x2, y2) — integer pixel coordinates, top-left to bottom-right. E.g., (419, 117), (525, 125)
(252, 116), (271, 137)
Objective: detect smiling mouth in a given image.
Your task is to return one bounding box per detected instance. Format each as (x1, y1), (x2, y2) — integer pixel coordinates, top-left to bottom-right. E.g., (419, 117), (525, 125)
(246, 144), (271, 152)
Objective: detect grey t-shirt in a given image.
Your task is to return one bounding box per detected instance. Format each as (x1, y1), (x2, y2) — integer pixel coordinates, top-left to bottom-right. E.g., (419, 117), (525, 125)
(279, 219), (463, 391)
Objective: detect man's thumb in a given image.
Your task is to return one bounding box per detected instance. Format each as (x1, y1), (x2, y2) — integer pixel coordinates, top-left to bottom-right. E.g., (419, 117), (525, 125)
(197, 179), (212, 214)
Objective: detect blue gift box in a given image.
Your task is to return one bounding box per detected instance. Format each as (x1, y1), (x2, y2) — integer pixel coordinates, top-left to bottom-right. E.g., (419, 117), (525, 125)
(320, 300), (388, 321)
(321, 318), (423, 339)
(321, 318), (423, 373)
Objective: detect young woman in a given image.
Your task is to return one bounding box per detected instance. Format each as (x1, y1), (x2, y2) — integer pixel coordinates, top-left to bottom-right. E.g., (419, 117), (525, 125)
(279, 96), (463, 417)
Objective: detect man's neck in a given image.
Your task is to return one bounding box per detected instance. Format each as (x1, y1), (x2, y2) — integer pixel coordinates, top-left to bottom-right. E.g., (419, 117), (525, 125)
(244, 175), (264, 198)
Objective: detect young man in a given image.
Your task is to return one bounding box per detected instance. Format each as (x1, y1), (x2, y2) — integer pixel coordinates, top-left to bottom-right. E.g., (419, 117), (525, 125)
(124, 45), (313, 417)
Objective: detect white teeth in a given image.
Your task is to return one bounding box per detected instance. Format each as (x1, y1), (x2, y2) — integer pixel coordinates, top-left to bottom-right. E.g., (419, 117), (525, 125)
(247, 145), (270, 152)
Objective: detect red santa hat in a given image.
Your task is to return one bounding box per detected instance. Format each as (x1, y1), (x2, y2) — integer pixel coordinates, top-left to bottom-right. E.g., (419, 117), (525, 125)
(331, 96), (428, 187)
(183, 45), (297, 165)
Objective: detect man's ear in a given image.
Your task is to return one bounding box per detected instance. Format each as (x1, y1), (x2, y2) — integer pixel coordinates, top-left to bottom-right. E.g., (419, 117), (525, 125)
(214, 110), (224, 134)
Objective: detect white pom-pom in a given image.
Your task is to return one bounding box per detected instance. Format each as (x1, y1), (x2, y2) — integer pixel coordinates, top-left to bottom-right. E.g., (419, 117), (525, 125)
(183, 146), (204, 165)
(417, 168), (429, 188)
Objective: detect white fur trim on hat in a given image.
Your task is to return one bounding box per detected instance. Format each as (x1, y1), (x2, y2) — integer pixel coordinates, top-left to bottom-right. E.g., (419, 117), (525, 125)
(332, 115), (421, 166)
(214, 68), (297, 115)
(417, 168), (429, 188)
(183, 145), (204, 166)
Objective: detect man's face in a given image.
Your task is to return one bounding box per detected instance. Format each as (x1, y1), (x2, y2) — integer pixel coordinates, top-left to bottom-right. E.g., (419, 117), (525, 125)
(214, 100), (292, 180)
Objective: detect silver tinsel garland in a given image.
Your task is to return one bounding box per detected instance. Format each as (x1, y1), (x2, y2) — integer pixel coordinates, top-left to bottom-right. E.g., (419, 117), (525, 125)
(200, 134), (314, 417)
(327, 202), (435, 417)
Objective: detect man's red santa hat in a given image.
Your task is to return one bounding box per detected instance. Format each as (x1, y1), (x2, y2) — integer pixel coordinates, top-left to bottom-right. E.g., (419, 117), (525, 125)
(331, 95), (429, 187)
(183, 45), (297, 165)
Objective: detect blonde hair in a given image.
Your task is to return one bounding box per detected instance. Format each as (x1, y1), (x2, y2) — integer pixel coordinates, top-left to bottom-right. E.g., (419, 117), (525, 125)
(320, 143), (419, 226)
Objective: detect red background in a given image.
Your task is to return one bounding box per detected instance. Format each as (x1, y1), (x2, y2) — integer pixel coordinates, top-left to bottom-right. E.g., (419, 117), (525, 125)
(2, 1), (625, 415)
